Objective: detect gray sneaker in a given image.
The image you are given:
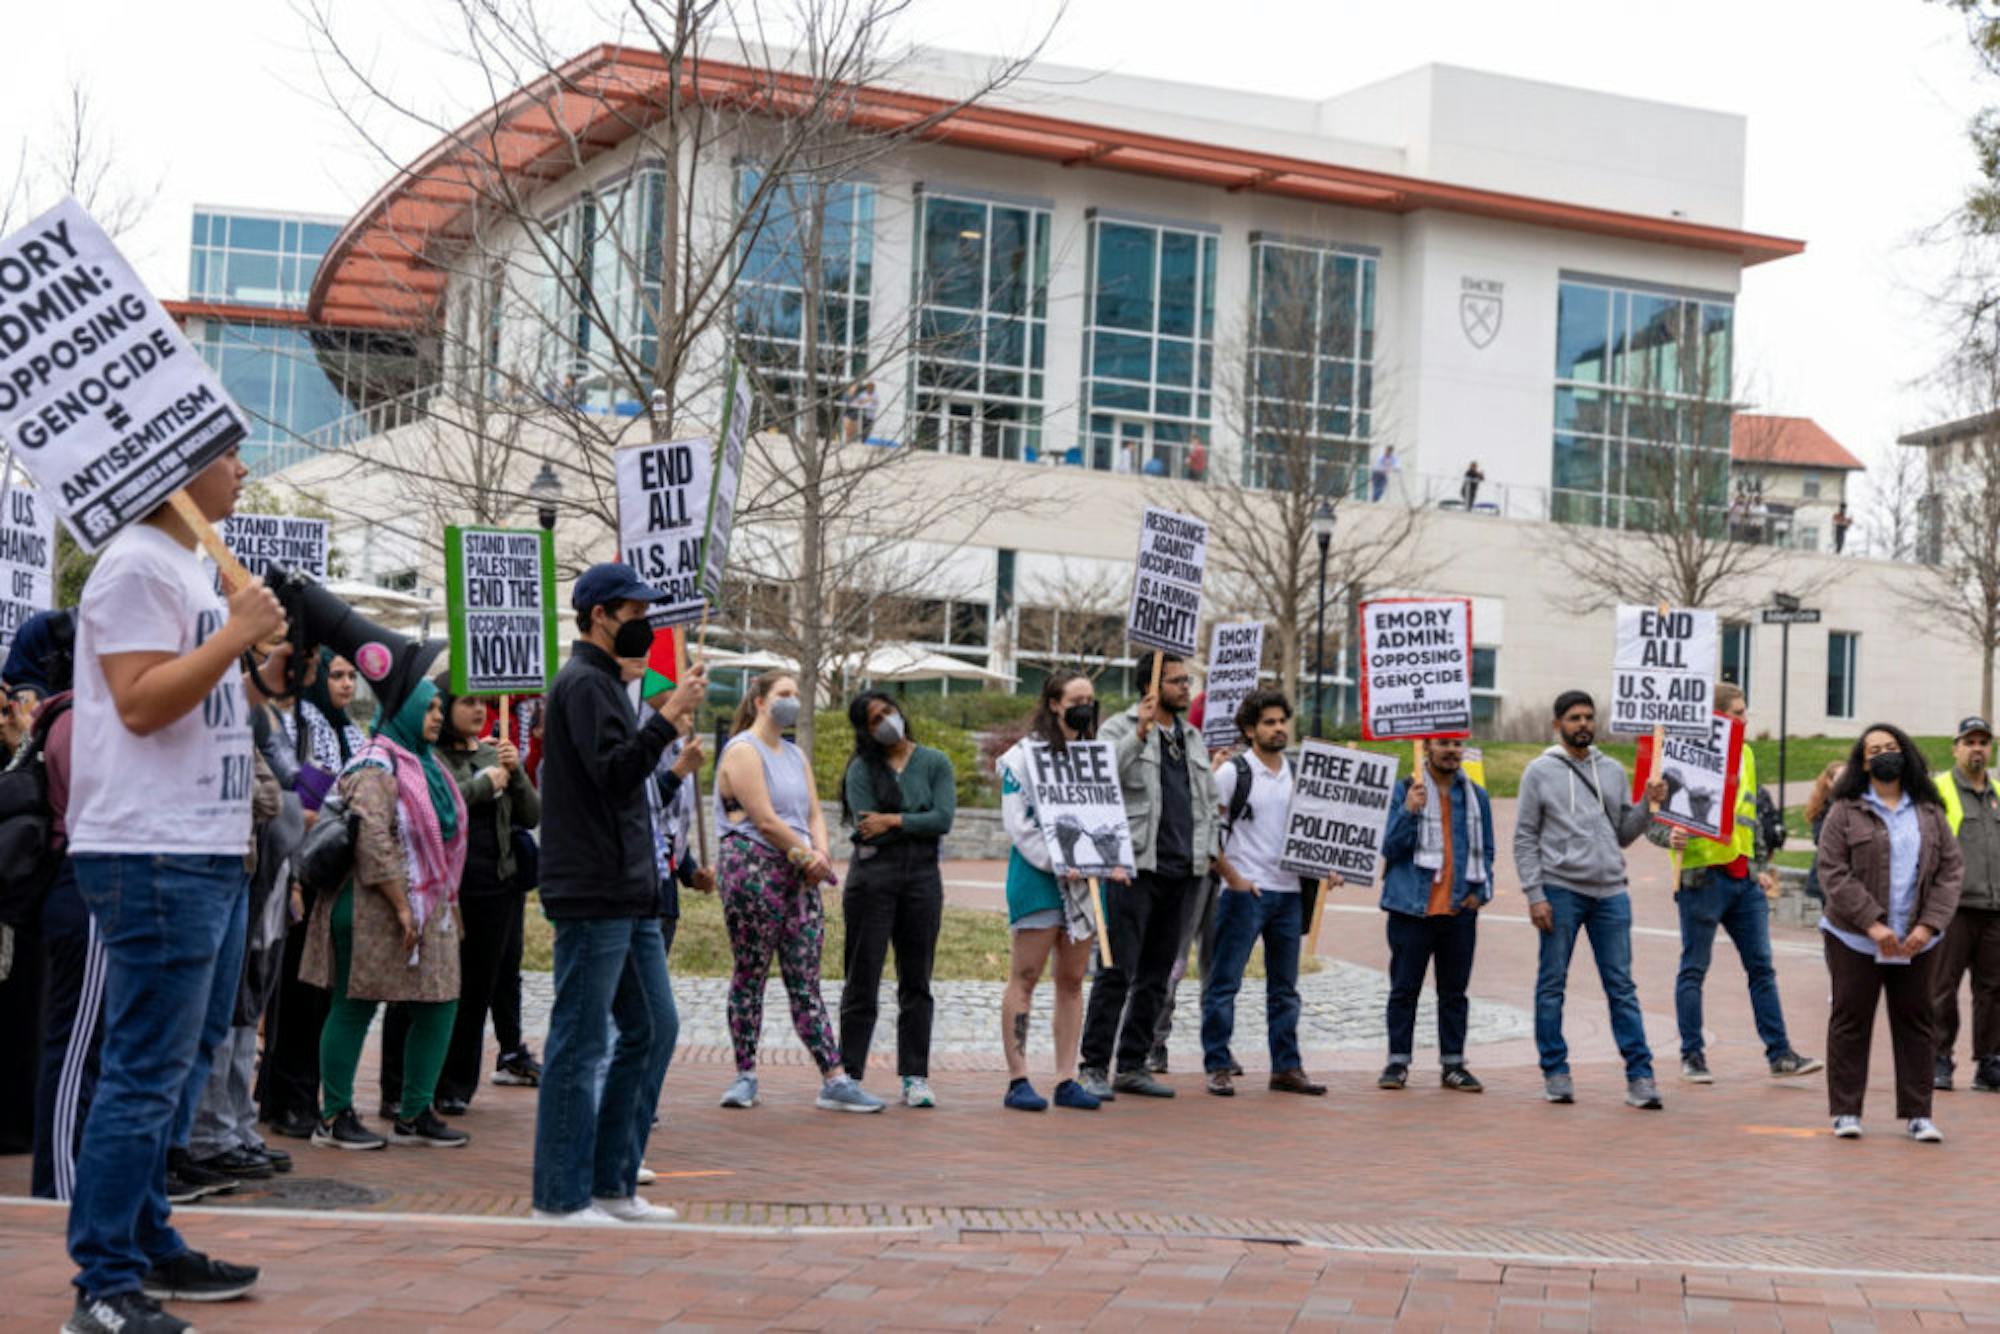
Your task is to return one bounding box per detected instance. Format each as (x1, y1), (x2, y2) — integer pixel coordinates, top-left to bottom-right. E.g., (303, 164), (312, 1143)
(1112, 1069), (1176, 1098)
(815, 1074), (886, 1113)
(1076, 1066), (1116, 1101)
(719, 1073), (759, 1108)
(1543, 1073), (1575, 1104)
(1626, 1075), (1664, 1110)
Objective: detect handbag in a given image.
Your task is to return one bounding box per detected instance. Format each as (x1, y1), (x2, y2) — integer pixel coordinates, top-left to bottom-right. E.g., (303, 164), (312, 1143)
(295, 745), (397, 901)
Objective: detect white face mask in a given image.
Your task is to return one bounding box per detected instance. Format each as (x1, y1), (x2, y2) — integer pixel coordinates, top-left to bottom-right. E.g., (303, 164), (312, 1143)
(871, 713), (905, 746)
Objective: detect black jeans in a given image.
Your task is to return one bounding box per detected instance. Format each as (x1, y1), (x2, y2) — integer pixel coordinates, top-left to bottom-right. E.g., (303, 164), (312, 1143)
(1384, 909), (1479, 1066)
(383, 884), (522, 1107)
(839, 841), (943, 1079)
(256, 914), (328, 1125)
(493, 889), (526, 1056)
(1080, 870), (1196, 1074)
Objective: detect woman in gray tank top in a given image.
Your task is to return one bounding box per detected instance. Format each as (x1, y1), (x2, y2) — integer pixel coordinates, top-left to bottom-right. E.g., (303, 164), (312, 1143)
(713, 673), (883, 1113)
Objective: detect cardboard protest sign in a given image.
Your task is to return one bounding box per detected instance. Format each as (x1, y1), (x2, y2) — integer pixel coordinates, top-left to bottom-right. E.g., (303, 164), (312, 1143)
(1611, 605), (1718, 738)
(0, 485), (54, 656)
(1633, 711), (1745, 843)
(1278, 739), (1397, 888)
(616, 435), (713, 627)
(697, 363), (752, 607)
(217, 513), (329, 591)
(0, 198), (248, 551)
(1023, 740), (1136, 878)
(1357, 597), (1473, 741)
(1125, 505), (1208, 657)
(445, 526), (558, 696)
(1461, 744), (1488, 793)
(1201, 621), (1265, 750)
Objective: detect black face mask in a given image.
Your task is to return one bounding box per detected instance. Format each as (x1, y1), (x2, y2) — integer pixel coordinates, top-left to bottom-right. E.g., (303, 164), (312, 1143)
(612, 615), (655, 659)
(1868, 751), (1906, 783)
(1062, 702), (1098, 735)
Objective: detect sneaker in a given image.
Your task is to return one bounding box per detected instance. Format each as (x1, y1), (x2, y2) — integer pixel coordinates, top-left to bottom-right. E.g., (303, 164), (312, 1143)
(494, 1048), (542, 1086)
(593, 1194), (680, 1223)
(256, 1145), (292, 1174)
(1681, 1053), (1713, 1084)
(142, 1248), (261, 1302)
(393, 1108), (471, 1147)
(1770, 1051), (1824, 1078)
(1832, 1115), (1863, 1139)
(1112, 1069), (1176, 1098)
(1909, 1117), (1945, 1143)
(266, 1108), (318, 1140)
(166, 1148), (240, 1193)
(1440, 1066), (1484, 1093)
(1004, 1078), (1049, 1111)
(815, 1074), (886, 1113)
(164, 1171), (208, 1204)
(196, 1146), (273, 1180)
(1625, 1076), (1664, 1110)
(1205, 1070), (1235, 1097)
(312, 1108), (387, 1151)
(1378, 1062), (1409, 1090)
(532, 1204), (612, 1224)
(1146, 1044), (1169, 1074)
(901, 1076), (937, 1109)
(1075, 1066), (1116, 1101)
(719, 1073), (759, 1108)
(1228, 1060), (1245, 1077)
(1052, 1079), (1101, 1110)
(64, 1291), (188, 1334)
(1935, 1057), (1955, 1091)
(378, 1100), (399, 1120)
(636, 1164), (657, 1185)
(435, 1096), (471, 1116)
(1544, 1073), (1576, 1104)
(1974, 1059), (2000, 1093)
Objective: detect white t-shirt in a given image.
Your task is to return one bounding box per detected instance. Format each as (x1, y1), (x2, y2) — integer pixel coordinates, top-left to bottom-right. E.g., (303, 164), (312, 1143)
(68, 524), (254, 856)
(1215, 751), (1296, 893)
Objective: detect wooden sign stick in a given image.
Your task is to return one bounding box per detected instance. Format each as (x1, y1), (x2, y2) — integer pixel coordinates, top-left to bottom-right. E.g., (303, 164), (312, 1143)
(498, 694), (510, 746)
(169, 491), (254, 593)
(1306, 875), (1332, 954)
(1089, 876), (1114, 968)
(1138, 651), (1164, 740)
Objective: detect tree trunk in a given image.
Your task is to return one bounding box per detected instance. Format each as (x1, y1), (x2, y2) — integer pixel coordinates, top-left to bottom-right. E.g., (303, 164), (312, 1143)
(1986, 638), (1995, 723)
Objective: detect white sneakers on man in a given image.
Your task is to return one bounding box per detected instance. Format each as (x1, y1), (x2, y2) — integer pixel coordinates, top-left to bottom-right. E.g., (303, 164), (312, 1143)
(593, 1195), (680, 1223)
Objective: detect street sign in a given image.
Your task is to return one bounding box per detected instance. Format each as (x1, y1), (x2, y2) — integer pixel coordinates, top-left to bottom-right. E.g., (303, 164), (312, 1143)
(1760, 608), (1821, 625)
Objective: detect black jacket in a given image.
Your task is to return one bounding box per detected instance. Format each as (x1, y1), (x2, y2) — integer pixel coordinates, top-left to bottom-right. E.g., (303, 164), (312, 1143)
(538, 640), (680, 918)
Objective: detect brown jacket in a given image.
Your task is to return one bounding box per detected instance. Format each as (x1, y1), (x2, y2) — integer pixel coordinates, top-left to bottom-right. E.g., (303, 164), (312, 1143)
(1817, 794), (1964, 940)
(300, 763), (462, 1004)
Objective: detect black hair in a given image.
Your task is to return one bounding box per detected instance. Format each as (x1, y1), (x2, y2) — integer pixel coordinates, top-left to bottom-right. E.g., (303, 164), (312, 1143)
(1235, 689), (1293, 738)
(1552, 689), (1595, 721)
(575, 607), (595, 635)
(841, 689), (911, 825)
(432, 670), (481, 750)
(1031, 670), (1093, 750)
(1831, 723), (1943, 809)
(1134, 650), (1185, 691)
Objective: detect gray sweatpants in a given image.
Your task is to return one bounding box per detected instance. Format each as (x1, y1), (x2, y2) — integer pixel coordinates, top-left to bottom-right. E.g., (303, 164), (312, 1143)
(187, 1025), (265, 1159)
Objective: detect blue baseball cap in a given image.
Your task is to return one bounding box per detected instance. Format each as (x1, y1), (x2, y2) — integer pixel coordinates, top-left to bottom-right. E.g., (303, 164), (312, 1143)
(571, 562), (668, 611)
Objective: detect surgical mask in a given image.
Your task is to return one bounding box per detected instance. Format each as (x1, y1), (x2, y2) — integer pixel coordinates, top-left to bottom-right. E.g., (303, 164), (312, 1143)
(1867, 751), (1906, 783)
(768, 695), (802, 728)
(1063, 702), (1097, 735)
(612, 616), (655, 659)
(871, 713), (905, 746)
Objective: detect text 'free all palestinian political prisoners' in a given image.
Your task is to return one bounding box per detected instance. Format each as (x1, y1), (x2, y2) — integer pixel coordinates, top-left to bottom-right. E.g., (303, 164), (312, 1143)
(1278, 740), (1395, 887)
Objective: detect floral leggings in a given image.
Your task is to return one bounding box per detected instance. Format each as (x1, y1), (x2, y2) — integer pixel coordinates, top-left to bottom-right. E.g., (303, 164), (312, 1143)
(717, 835), (841, 1075)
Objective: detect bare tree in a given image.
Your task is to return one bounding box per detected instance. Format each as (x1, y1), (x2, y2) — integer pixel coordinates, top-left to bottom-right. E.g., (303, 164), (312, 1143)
(1859, 444), (1929, 562)
(1013, 559), (1130, 683)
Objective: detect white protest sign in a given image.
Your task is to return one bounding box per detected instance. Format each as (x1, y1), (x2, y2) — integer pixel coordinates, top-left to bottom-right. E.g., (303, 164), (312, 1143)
(0, 485), (54, 657)
(445, 526), (558, 696)
(0, 198), (248, 551)
(1125, 505), (1207, 657)
(217, 513), (328, 591)
(1277, 739), (1397, 888)
(1201, 621), (1265, 750)
(1610, 605), (1719, 738)
(1357, 597), (1473, 741)
(1635, 712), (1745, 843)
(698, 363), (752, 607)
(1023, 740), (1136, 878)
(616, 435), (713, 627)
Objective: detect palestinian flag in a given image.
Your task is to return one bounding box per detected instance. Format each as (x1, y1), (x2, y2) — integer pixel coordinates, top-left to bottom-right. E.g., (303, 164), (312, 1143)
(642, 624), (680, 699)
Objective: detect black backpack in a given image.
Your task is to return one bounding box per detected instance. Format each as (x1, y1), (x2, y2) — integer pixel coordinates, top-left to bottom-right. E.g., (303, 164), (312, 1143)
(0, 696), (74, 927)
(1755, 786), (1786, 855)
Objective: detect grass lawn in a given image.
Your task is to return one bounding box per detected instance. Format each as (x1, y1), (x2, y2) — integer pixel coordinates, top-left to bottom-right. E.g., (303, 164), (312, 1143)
(521, 891), (1318, 982)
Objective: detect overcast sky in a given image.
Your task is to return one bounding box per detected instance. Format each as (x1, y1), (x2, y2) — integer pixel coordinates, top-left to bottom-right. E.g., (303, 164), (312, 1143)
(3, 0), (1989, 508)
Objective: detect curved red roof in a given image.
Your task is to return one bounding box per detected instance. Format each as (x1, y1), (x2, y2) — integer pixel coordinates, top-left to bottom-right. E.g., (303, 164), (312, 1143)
(309, 44), (1805, 331)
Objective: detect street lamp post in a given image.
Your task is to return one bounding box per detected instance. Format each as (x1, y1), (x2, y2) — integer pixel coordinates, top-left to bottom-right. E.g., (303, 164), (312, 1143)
(529, 460), (563, 533)
(1310, 501), (1337, 739)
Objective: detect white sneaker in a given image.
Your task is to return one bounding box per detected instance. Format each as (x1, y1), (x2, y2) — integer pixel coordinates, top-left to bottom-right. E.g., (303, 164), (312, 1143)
(720, 1073), (759, 1108)
(593, 1194), (680, 1223)
(635, 1164), (657, 1185)
(1832, 1115), (1863, 1139)
(531, 1204), (612, 1224)
(1908, 1117), (1944, 1143)
(902, 1076), (937, 1108)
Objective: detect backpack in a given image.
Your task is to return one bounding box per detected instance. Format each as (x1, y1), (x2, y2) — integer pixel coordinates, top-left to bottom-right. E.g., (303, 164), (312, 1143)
(1755, 786), (1787, 855)
(0, 696), (74, 927)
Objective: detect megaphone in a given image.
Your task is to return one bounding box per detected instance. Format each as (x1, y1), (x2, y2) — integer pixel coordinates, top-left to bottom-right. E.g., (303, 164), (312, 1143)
(263, 567), (444, 720)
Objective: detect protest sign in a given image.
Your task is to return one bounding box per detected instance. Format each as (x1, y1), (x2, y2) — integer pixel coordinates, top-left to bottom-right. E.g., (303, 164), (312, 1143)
(216, 512), (329, 592)
(1357, 597), (1473, 741)
(1610, 605), (1718, 738)
(697, 362), (751, 607)
(616, 435), (713, 627)
(0, 198), (248, 552)
(1201, 621), (1265, 750)
(1633, 711), (1745, 843)
(0, 485), (54, 656)
(1125, 505), (1208, 658)
(1023, 740), (1136, 879)
(445, 526), (558, 696)
(1278, 739), (1397, 888)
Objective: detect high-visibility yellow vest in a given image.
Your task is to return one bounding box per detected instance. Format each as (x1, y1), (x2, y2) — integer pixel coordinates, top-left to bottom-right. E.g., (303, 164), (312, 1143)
(1682, 745), (1758, 871)
(1942, 773), (1965, 836)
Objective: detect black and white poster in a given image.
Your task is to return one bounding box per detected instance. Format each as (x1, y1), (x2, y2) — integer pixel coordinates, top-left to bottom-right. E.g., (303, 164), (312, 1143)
(217, 513), (329, 590)
(616, 435), (713, 626)
(1023, 740), (1136, 878)
(1611, 604), (1719, 738)
(698, 364), (751, 608)
(0, 198), (248, 551)
(1277, 739), (1397, 888)
(1201, 621), (1265, 750)
(1125, 505), (1207, 657)
(0, 483), (54, 656)
(1357, 597), (1474, 741)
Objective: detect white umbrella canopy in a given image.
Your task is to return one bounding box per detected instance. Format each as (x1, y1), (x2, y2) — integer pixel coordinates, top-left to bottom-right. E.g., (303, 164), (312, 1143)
(849, 642), (1014, 685)
(699, 646), (801, 675)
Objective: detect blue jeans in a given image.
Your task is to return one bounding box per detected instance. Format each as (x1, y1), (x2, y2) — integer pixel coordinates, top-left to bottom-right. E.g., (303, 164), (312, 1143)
(1676, 868), (1790, 1060)
(1533, 886), (1652, 1080)
(533, 916), (677, 1213)
(1200, 888), (1303, 1074)
(67, 853), (248, 1299)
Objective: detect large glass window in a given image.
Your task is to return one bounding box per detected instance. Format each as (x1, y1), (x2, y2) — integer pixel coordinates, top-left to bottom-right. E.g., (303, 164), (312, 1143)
(534, 168), (668, 410)
(1246, 237), (1377, 495)
(1722, 621), (1753, 700)
(1080, 217), (1217, 477)
(195, 321), (360, 477)
(189, 210), (338, 309)
(1827, 631), (1858, 720)
(912, 192), (1050, 461)
(1551, 277), (1734, 530)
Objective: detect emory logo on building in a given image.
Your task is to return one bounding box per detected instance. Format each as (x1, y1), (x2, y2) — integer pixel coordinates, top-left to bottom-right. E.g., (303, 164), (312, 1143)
(1460, 277), (1503, 349)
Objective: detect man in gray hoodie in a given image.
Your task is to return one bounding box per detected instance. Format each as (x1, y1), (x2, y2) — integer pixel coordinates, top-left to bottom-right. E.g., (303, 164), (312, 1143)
(1513, 689), (1668, 1109)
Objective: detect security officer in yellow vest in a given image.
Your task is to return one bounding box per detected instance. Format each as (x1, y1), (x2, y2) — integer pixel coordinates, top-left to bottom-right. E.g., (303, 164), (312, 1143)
(1932, 716), (2000, 1092)
(1654, 683), (1823, 1083)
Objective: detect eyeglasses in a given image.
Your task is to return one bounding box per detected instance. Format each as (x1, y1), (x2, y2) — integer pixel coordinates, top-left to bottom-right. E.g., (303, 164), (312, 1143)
(1161, 675), (1191, 688)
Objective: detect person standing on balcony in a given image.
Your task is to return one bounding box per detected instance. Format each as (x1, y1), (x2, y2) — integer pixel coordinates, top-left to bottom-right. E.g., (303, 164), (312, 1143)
(1833, 502), (1853, 554)
(1370, 445), (1400, 502)
(1460, 461), (1485, 510)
